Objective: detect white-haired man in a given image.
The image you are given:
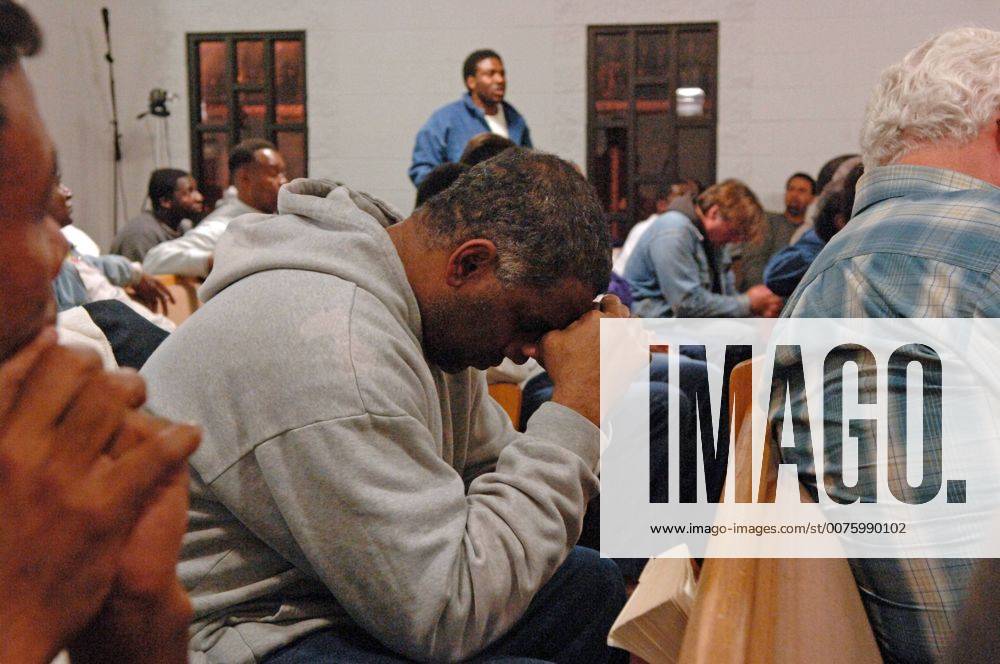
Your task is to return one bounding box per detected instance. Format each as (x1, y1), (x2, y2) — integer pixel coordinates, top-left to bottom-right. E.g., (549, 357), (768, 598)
(780, 28), (1000, 662)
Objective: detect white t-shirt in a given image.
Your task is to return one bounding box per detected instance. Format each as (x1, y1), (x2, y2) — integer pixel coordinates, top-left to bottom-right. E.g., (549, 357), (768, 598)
(61, 224), (101, 257)
(612, 213), (659, 274)
(71, 256), (175, 332)
(57, 306), (118, 370)
(484, 105), (509, 138)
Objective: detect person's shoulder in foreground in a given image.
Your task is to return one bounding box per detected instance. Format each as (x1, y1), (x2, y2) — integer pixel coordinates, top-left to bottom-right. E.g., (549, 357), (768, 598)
(785, 164), (1000, 318)
(143, 148), (630, 663)
(781, 26), (1000, 664)
(0, 3), (199, 662)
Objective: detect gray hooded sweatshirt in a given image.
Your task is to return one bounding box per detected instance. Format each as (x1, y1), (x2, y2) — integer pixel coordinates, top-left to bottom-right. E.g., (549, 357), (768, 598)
(141, 179), (601, 663)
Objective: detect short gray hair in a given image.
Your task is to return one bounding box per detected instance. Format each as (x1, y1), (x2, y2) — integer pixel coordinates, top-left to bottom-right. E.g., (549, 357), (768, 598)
(422, 147), (611, 295)
(861, 27), (1000, 169)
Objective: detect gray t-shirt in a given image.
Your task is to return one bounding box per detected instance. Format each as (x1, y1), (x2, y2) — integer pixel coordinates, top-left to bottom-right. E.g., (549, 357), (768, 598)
(732, 211), (800, 291)
(110, 211), (190, 262)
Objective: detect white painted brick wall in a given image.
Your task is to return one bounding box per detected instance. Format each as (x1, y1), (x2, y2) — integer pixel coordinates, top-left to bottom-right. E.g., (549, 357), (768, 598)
(23, 0), (999, 249)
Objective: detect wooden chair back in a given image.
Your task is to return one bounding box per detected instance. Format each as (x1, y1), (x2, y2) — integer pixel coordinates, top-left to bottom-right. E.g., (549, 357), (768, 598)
(678, 360), (882, 664)
(153, 275), (201, 326)
(488, 382), (523, 430)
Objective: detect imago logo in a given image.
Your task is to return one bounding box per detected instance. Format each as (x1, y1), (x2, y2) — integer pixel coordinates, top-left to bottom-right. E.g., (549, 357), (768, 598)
(657, 342), (966, 505)
(599, 318), (1000, 559)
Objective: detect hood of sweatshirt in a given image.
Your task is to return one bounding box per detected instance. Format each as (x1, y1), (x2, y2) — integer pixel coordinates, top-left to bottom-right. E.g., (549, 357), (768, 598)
(199, 178), (422, 339)
(666, 193), (697, 221)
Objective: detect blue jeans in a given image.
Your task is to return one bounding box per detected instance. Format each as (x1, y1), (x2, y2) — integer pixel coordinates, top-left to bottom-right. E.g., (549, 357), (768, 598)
(264, 546), (629, 664)
(523, 353), (711, 581)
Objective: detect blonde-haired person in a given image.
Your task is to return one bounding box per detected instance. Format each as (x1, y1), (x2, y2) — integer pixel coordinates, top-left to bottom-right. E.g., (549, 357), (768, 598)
(780, 27), (1000, 663)
(623, 178), (783, 318)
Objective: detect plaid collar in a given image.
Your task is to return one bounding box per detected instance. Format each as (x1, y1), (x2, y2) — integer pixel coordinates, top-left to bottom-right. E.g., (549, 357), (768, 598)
(853, 164), (999, 217)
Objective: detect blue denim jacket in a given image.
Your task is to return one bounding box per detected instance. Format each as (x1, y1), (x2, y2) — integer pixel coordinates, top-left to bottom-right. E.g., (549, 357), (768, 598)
(52, 250), (136, 311)
(624, 206), (749, 318)
(408, 93), (532, 186)
(763, 228), (826, 297)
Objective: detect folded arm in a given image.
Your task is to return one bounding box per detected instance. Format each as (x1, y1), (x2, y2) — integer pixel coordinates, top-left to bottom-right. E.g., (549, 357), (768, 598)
(142, 220), (227, 277)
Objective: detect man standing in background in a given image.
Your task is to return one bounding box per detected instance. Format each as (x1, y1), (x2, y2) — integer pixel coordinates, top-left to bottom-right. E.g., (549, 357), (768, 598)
(409, 49), (532, 186)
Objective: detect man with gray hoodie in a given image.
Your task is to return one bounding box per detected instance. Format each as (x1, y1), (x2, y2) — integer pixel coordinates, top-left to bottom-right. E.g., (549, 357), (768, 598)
(142, 148), (630, 663)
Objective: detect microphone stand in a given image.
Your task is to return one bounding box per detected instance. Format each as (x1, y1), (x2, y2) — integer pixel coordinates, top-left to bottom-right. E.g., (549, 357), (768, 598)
(101, 7), (127, 233)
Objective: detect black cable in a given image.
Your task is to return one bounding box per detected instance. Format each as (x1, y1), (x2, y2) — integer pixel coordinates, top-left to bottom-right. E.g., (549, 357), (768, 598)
(101, 7), (127, 231)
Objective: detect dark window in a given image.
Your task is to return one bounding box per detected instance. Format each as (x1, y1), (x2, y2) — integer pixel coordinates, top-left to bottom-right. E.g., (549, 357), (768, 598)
(187, 31), (307, 209)
(588, 23), (718, 242)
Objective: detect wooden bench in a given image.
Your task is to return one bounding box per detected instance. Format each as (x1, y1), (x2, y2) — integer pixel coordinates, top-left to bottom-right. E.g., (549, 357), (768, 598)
(488, 382), (523, 430)
(152, 275), (202, 326)
(678, 360), (883, 663)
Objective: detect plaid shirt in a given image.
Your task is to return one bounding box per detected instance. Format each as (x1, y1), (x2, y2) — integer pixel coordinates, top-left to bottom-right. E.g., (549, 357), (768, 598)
(782, 165), (1000, 663)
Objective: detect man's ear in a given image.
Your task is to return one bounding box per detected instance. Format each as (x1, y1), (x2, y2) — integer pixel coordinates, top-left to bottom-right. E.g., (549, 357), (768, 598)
(704, 204), (721, 223)
(233, 166), (252, 191)
(465, 75), (476, 94)
(445, 239), (497, 287)
(159, 196), (173, 211)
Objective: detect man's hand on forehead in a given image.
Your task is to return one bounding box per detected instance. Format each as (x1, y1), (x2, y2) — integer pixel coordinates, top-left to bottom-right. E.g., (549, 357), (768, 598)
(523, 293), (631, 427)
(519, 293), (630, 362)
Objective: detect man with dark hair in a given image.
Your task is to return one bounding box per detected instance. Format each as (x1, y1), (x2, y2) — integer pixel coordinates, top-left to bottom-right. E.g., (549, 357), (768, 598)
(409, 50), (532, 186)
(144, 138), (287, 277)
(111, 168), (204, 261)
(49, 173), (176, 329)
(733, 171), (817, 290)
(785, 171), (817, 227)
(459, 131), (517, 166)
(144, 147), (630, 663)
(814, 154), (857, 197)
(789, 154), (859, 245)
(414, 161), (468, 207)
(764, 161), (863, 296)
(0, 2), (199, 661)
(683, 178), (703, 196)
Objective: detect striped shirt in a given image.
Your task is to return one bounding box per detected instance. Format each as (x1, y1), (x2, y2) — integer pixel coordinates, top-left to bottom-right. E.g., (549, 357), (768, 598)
(782, 164), (1000, 663)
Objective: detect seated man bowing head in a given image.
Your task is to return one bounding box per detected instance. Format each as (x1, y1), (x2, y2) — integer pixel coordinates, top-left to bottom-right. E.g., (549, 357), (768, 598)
(142, 147), (631, 663)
